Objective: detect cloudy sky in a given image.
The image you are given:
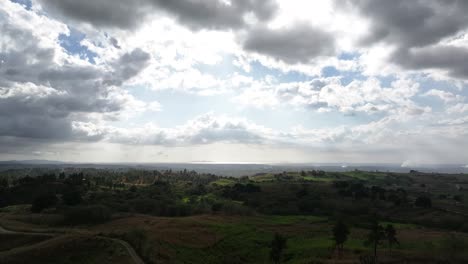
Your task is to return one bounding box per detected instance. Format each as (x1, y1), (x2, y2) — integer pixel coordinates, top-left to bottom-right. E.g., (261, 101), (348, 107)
(1, 0), (468, 165)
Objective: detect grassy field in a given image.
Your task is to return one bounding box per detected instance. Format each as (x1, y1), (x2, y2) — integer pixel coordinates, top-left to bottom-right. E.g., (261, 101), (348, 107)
(1, 210), (468, 263)
(0, 234), (51, 252)
(211, 178), (237, 186)
(0, 235), (134, 264)
(87, 214), (468, 263)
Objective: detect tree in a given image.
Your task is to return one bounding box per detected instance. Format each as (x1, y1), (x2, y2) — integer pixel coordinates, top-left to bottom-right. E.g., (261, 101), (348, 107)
(63, 189), (82, 206)
(441, 233), (467, 261)
(333, 220), (350, 254)
(0, 178), (8, 188)
(270, 233), (287, 264)
(384, 224), (399, 253)
(31, 193), (58, 213)
(64, 204), (111, 225)
(415, 196), (432, 208)
(365, 219), (385, 263)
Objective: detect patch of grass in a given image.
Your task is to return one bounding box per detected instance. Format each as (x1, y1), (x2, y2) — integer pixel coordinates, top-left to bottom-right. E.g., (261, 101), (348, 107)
(342, 171), (386, 181)
(303, 176), (334, 182)
(210, 178), (236, 186)
(0, 234), (51, 251)
(0, 205), (31, 214)
(381, 221), (420, 230)
(0, 235), (133, 264)
(250, 174), (275, 182)
(258, 215), (327, 225)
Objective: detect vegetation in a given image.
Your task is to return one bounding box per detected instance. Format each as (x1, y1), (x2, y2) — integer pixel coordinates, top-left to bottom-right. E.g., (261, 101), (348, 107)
(269, 233), (287, 264)
(0, 168), (468, 263)
(332, 220), (349, 254)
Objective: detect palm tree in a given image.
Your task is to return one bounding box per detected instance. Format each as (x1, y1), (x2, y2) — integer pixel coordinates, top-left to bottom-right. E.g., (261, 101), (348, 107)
(270, 233), (287, 264)
(365, 219), (385, 263)
(332, 220), (350, 255)
(384, 224), (399, 254)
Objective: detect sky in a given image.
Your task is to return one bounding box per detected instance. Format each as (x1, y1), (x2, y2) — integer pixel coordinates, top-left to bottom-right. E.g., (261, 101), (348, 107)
(1, 0), (468, 165)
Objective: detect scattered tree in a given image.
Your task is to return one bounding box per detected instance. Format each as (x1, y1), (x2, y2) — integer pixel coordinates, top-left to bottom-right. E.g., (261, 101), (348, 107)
(359, 255), (375, 264)
(31, 193), (58, 213)
(415, 196), (432, 208)
(129, 185), (138, 192)
(270, 233), (287, 264)
(0, 178), (8, 188)
(333, 220), (350, 255)
(453, 195), (463, 202)
(64, 204), (111, 225)
(365, 219), (385, 263)
(384, 224), (399, 254)
(441, 233), (467, 260)
(62, 189), (82, 206)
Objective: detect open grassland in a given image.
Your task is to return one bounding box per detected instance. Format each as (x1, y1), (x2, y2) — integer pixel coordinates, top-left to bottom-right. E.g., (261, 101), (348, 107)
(1, 208), (468, 263)
(0, 234), (134, 264)
(0, 234), (51, 252)
(86, 214), (468, 264)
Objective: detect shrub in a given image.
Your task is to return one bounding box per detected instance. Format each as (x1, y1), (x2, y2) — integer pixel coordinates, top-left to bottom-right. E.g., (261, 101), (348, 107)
(415, 196), (432, 208)
(64, 204), (111, 225)
(31, 193), (58, 213)
(130, 199), (158, 214)
(62, 190), (82, 206)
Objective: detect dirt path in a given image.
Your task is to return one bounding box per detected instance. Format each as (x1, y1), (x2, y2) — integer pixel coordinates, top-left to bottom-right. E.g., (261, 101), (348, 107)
(0, 224), (145, 264)
(103, 237), (145, 264)
(0, 226), (55, 236)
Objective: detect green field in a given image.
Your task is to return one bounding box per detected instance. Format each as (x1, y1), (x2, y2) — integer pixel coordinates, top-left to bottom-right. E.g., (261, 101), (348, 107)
(1, 168), (468, 263)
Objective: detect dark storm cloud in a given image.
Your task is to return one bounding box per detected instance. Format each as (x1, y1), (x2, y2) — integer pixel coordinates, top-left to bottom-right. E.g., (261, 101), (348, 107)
(243, 24), (336, 63)
(393, 46), (468, 79)
(0, 114), (73, 140)
(345, 0), (468, 48)
(107, 48), (151, 86)
(0, 136), (55, 156)
(0, 8), (151, 141)
(342, 0), (468, 78)
(37, 0), (150, 29)
(110, 37), (121, 49)
(151, 0), (277, 30)
(38, 0), (278, 30)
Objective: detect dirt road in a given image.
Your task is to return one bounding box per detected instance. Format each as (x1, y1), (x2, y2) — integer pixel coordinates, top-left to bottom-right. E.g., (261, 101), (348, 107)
(0, 224), (145, 264)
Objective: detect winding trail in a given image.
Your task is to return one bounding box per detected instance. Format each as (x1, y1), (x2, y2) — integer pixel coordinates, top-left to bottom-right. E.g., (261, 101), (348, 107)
(99, 236), (145, 264)
(0, 224), (145, 264)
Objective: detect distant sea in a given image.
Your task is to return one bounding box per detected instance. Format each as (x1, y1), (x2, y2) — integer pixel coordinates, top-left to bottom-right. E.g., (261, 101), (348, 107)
(0, 160), (467, 177)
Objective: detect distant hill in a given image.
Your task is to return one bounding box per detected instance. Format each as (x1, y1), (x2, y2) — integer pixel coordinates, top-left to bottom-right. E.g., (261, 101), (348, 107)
(0, 160), (467, 176)
(0, 160), (67, 165)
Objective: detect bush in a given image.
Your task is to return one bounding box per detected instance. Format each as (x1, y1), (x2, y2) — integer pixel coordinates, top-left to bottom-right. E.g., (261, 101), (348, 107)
(31, 193), (58, 213)
(440, 234), (467, 260)
(415, 196), (432, 208)
(130, 199), (158, 214)
(64, 204), (111, 225)
(62, 190), (82, 206)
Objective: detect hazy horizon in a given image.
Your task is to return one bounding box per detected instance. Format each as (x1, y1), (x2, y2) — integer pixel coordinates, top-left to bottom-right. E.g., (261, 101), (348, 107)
(2, 159), (468, 176)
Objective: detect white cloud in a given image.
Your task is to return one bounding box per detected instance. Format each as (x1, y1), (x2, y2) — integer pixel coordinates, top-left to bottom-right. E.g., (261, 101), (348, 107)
(72, 113), (274, 146)
(423, 89), (465, 103)
(234, 76), (426, 116)
(447, 103), (468, 114)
